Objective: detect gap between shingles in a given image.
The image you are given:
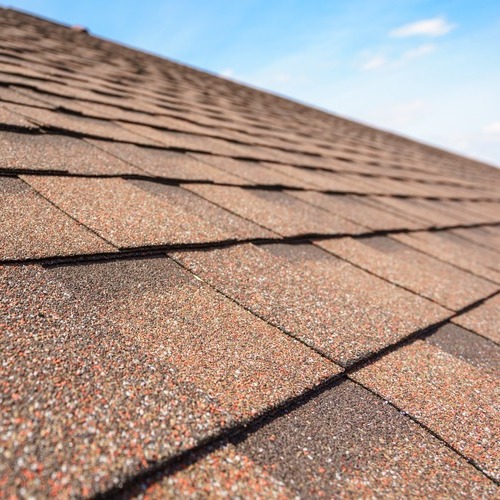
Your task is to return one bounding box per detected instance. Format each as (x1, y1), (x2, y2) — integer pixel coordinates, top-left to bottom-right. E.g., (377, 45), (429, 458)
(93, 290), (500, 499)
(2, 166), (499, 202)
(1, 221), (499, 268)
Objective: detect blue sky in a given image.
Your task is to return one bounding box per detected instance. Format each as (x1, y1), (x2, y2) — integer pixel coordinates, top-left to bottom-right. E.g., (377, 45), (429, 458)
(5, 1), (500, 165)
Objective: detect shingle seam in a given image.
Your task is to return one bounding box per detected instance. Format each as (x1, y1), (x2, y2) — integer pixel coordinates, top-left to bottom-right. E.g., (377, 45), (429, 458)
(377, 233), (500, 286)
(347, 289), (500, 373)
(315, 240), (500, 312)
(1, 221), (499, 267)
(92, 377), (347, 500)
(18, 176), (119, 251)
(168, 252), (338, 366)
(3, 168), (498, 201)
(91, 292), (499, 497)
(168, 253), (499, 369)
(348, 377), (499, 485)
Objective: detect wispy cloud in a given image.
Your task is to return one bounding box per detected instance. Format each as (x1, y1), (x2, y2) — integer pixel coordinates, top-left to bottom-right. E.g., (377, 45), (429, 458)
(361, 55), (387, 71)
(401, 43), (436, 60)
(483, 122), (500, 135)
(390, 17), (456, 38)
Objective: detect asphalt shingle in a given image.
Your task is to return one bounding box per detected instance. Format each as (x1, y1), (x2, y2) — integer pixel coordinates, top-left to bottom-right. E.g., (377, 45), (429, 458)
(2, 7), (499, 497)
(185, 184), (365, 237)
(452, 294), (500, 343)
(352, 341), (500, 480)
(0, 177), (113, 260)
(318, 236), (497, 310)
(170, 243), (449, 366)
(1, 258), (338, 496)
(0, 130), (138, 174)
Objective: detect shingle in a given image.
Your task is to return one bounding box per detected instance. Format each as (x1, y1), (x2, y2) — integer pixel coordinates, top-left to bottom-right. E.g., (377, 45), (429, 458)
(22, 176), (234, 248)
(289, 191), (425, 231)
(141, 445), (291, 499)
(452, 226), (500, 253)
(264, 162), (386, 193)
(0, 258), (338, 496)
(318, 236), (497, 310)
(0, 102), (39, 130)
(0, 85), (54, 108)
(0, 177), (113, 260)
(184, 185), (364, 236)
(369, 196), (489, 227)
(392, 230), (500, 284)
(425, 323), (500, 377)
(352, 340), (499, 480)
(118, 122), (242, 156)
(86, 139), (245, 183)
(233, 380), (496, 497)
(452, 294), (500, 343)
(0, 131), (139, 174)
(130, 180), (275, 240)
(170, 243), (449, 366)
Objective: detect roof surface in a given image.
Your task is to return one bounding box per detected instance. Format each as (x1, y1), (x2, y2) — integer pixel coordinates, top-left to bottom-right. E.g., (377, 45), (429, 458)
(0, 7), (499, 498)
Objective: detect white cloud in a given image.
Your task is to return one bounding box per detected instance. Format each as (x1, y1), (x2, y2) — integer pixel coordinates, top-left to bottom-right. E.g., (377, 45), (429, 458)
(483, 122), (500, 135)
(390, 17), (456, 38)
(361, 55), (387, 71)
(401, 43), (436, 60)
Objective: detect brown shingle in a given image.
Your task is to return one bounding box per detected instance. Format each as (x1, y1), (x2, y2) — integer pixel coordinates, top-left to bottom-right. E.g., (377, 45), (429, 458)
(290, 190), (425, 231)
(0, 131), (138, 174)
(352, 341), (500, 480)
(425, 323), (500, 377)
(185, 184), (364, 236)
(318, 236), (497, 310)
(0, 102), (39, 130)
(130, 180), (275, 240)
(3, 102), (162, 145)
(0, 177), (113, 260)
(392, 230), (500, 284)
(1, 258), (338, 496)
(86, 139), (245, 183)
(452, 294), (500, 343)
(21, 176), (241, 248)
(170, 243), (449, 366)
(239, 381), (495, 497)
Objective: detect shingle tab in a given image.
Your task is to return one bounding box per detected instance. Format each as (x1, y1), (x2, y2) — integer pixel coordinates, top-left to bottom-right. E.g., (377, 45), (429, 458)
(352, 341), (500, 480)
(0, 130), (138, 174)
(318, 236), (497, 310)
(452, 294), (500, 343)
(392, 229), (500, 284)
(425, 323), (500, 377)
(87, 140), (246, 182)
(147, 380), (498, 498)
(290, 190), (425, 231)
(185, 184), (364, 236)
(170, 243), (449, 366)
(22, 175), (237, 248)
(0, 177), (113, 259)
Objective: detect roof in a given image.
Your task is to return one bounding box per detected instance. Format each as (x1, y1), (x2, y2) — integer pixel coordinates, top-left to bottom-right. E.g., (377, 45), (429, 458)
(0, 7), (499, 498)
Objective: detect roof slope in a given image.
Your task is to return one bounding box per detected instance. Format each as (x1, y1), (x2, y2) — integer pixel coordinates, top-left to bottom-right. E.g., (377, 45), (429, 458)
(0, 8), (499, 498)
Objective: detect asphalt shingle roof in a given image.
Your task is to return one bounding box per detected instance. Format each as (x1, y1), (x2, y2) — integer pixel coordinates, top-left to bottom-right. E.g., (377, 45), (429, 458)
(0, 7), (499, 498)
